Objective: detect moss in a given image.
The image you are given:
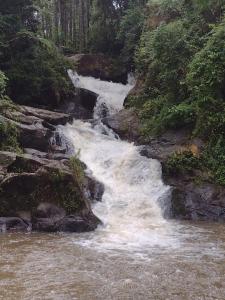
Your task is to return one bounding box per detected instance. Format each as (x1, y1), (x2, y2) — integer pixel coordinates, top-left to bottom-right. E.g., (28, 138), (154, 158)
(68, 155), (85, 187)
(0, 118), (21, 153)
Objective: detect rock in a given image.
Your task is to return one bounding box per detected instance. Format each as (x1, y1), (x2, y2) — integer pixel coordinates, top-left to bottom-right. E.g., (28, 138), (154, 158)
(124, 79), (145, 108)
(85, 176), (105, 202)
(0, 150), (101, 232)
(7, 153), (48, 173)
(2, 105), (72, 152)
(57, 213), (101, 232)
(58, 88), (98, 119)
(18, 122), (53, 152)
(20, 106), (72, 125)
(0, 217), (30, 232)
(24, 148), (48, 158)
(32, 203), (101, 233)
(138, 129), (191, 162)
(0, 151), (17, 171)
(32, 203), (66, 232)
(169, 181), (225, 222)
(102, 108), (141, 141)
(68, 54), (127, 83)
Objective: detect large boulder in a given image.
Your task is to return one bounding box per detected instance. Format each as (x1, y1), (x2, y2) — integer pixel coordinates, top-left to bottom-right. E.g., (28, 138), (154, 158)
(0, 151), (102, 232)
(169, 180), (225, 222)
(102, 108), (141, 141)
(68, 54), (127, 83)
(0, 217), (30, 232)
(58, 88), (98, 120)
(20, 106), (72, 125)
(2, 105), (72, 152)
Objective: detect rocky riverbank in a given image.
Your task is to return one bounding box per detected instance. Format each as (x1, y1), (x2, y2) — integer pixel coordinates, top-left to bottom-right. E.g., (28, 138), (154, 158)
(0, 104), (103, 233)
(103, 108), (225, 222)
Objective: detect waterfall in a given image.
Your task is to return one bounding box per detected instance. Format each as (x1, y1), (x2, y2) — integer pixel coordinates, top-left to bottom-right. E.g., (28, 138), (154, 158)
(62, 71), (172, 251)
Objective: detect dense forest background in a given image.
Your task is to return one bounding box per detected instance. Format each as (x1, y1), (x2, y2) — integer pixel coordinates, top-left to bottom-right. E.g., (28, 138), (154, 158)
(1, 0), (225, 185)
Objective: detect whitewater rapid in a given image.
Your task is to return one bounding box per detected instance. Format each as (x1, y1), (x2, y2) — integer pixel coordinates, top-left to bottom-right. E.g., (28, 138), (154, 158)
(62, 71), (173, 251)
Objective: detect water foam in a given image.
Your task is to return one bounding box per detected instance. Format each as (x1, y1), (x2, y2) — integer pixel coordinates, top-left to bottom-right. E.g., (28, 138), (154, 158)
(62, 72), (174, 251)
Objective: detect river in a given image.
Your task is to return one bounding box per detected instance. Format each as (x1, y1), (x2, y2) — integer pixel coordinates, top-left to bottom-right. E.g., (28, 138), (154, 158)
(1, 73), (225, 300)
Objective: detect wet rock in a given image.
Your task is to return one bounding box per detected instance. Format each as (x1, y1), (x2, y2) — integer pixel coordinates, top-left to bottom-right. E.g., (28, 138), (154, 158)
(102, 108), (140, 141)
(0, 150), (102, 233)
(0, 217), (30, 232)
(17, 122), (53, 152)
(58, 88), (98, 119)
(32, 204), (101, 233)
(24, 148), (48, 159)
(85, 176), (105, 202)
(20, 106), (72, 125)
(68, 54), (127, 83)
(138, 129), (192, 162)
(0, 151), (17, 171)
(32, 203), (66, 232)
(169, 181), (225, 221)
(7, 153), (47, 173)
(3, 105), (72, 152)
(57, 213), (101, 232)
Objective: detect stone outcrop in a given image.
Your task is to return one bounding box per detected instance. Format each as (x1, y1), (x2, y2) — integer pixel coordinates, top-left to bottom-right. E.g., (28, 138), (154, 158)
(102, 108), (141, 142)
(0, 105), (104, 233)
(3, 105), (72, 152)
(103, 107), (225, 222)
(0, 150), (102, 232)
(58, 88), (98, 120)
(167, 177), (225, 222)
(68, 54), (127, 83)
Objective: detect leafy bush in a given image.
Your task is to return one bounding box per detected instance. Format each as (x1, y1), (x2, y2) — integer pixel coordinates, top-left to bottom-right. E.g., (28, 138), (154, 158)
(164, 151), (201, 176)
(1, 31), (73, 107)
(187, 21), (225, 137)
(202, 136), (225, 185)
(0, 119), (21, 152)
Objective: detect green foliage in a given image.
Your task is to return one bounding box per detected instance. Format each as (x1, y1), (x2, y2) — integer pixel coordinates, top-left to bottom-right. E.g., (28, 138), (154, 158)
(141, 100), (195, 135)
(0, 0), (74, 108)
(0, 71), (7, 97)
(0, 119), (21, 152)
(202, 135), (225, 185)
(49, 169), (83, 214)
(89, 0), (119, 54)
(69, 154), (85, 188)
(164, 151), (201, 176)
(117, 1), (146, 67)
(187, 21), (225, 137)
(1, 31), (73, 107)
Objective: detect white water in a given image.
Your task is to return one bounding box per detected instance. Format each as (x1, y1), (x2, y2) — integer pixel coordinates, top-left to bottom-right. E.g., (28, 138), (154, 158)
(62, 71), (173, 252)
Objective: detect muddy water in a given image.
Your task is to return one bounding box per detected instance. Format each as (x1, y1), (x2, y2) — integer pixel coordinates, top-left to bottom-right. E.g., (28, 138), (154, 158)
(1, 221), (225, 300)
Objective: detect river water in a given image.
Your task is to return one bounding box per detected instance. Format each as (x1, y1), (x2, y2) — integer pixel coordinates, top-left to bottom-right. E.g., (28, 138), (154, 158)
(1, 73), (225, 300)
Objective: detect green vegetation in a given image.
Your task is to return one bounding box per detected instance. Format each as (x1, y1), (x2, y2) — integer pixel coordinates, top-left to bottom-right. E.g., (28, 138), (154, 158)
(0, 0), (74, 107)
(0, 119), (20, 152)
(49, 169), (84, 214)
(122, 0), (225, 185)
(69, 154), (85, 188)
(0, 0), (225, 188)
(164, 151), (201, 177)
(0, 71), (20, 152)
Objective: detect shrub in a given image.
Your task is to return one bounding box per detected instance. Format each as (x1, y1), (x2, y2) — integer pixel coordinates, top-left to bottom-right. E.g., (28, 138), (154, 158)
(0, 118), (21, 152)
(164, 151), (201, 176)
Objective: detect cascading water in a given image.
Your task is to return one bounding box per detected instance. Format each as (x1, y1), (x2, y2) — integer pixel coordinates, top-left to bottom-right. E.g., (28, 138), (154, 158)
(2, 73), (225, 300)
(62, 71), (174, 251)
